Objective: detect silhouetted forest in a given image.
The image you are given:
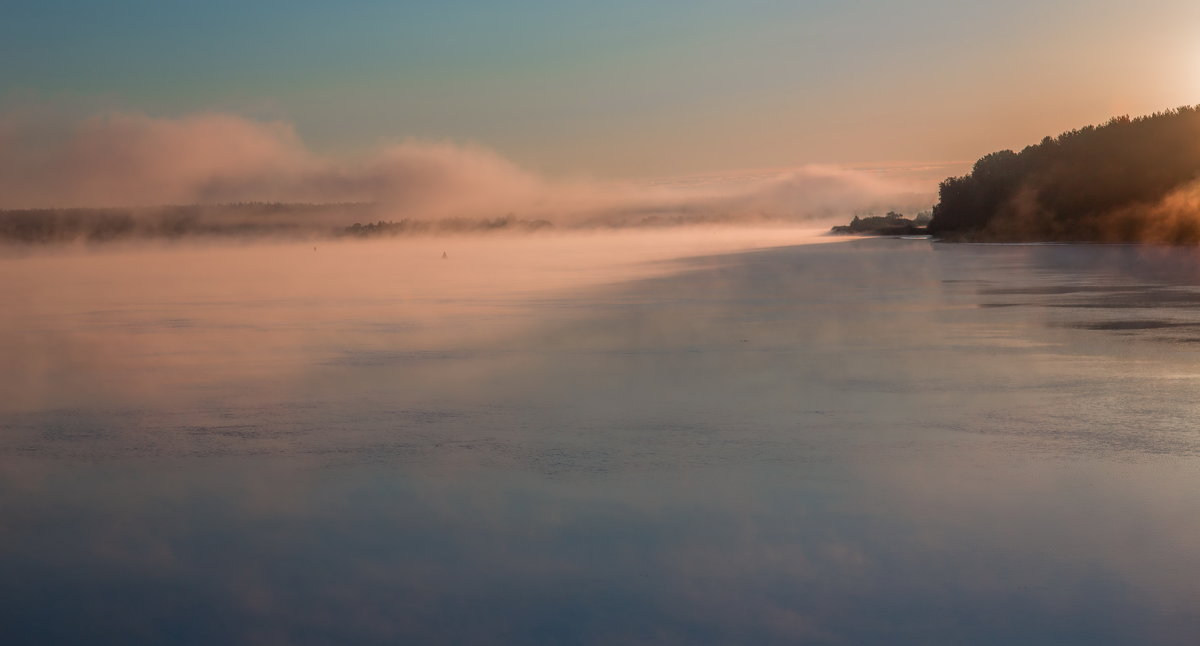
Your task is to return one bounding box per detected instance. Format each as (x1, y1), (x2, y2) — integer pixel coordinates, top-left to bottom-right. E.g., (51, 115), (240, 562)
(929, 106), (1200, 242)
(831, 211), (930, 235)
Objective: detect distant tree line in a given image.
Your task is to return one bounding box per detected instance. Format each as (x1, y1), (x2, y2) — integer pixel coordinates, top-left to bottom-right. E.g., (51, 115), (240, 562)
(0, 202), (374, 243)
(929, 105), (1200, 242)
(344, 216), (553, 237)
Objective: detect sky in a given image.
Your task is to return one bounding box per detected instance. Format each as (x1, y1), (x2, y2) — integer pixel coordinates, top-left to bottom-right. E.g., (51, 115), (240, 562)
(3, 0), (1200, 188)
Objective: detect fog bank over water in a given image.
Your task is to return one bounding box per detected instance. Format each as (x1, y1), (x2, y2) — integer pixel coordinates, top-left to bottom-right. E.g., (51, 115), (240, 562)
(0, 111), (931, 234)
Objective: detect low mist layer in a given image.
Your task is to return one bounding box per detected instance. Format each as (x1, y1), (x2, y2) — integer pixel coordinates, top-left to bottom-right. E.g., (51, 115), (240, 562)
(0, 110), (931, 243)
(0, 227), (839, 413)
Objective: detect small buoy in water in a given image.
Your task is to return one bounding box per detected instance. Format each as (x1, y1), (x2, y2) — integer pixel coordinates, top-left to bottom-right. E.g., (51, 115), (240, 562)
(442, 251), (448, 259)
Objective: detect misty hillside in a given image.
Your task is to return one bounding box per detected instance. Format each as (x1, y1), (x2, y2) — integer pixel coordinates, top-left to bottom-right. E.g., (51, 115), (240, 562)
(929, 106), (1200, 243)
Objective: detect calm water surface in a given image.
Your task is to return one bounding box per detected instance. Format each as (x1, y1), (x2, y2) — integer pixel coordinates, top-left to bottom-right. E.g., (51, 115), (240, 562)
(3, 232), (1200, 644)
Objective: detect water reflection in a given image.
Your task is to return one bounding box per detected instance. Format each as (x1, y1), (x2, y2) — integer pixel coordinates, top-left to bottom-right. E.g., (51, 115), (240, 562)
(3, 235), (1200, 644)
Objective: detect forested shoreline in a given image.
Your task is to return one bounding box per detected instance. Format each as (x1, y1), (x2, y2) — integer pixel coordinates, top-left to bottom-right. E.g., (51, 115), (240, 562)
(929, 106), (1200, 243)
